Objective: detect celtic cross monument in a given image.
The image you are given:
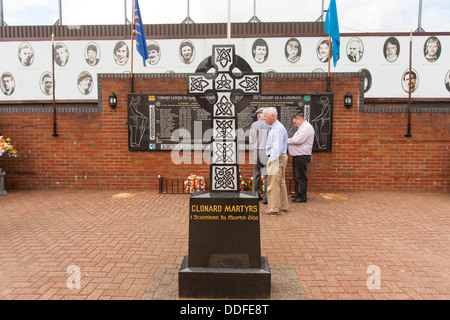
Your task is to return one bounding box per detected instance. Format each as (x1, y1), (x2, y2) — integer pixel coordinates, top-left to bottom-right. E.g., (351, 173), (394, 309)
(178, 45), (271, 299)
(188, 45), (261, 192)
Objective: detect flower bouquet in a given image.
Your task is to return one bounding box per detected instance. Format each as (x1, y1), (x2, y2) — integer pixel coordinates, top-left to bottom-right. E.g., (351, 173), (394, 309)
(239, 174), (248, 191)
(250, 176), (265, 196)
(0, 136), (17, 196)
(259, 176), (265, 196)
(0, 136), (18, 158)
(184, 174), (206, 194)
(248, 177), (254, 191)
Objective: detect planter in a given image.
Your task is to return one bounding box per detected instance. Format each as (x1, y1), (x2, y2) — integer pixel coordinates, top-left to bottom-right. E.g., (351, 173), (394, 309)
(0, 170), (6, 196)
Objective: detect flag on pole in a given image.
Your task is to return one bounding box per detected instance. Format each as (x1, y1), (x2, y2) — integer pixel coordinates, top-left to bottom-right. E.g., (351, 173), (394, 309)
(325, 0), (340, 67)
(133, 0), (148, 66)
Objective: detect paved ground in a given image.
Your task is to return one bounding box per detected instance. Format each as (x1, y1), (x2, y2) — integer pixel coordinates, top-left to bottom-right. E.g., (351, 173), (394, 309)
(0, 190), (448, 300)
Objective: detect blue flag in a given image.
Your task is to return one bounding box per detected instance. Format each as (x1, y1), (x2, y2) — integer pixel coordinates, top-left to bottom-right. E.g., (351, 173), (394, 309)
(134, 0), (148, 66)
(325, 0), (340, 67)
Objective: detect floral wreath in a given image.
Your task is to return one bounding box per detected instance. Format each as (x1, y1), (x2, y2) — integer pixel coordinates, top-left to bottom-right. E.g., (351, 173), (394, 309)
(184, 174), (206, 193)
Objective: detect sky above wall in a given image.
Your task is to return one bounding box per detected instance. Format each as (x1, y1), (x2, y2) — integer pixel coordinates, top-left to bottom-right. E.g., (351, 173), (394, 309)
(2, 0), (450, 33)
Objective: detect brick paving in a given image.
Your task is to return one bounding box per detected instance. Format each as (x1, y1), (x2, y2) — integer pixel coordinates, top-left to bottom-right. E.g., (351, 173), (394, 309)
(0, 190), (448, 300)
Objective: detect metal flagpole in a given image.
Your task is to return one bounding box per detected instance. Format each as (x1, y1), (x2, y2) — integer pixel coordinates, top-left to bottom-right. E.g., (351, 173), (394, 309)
(51, 32), (59, 137)
(325, 35), (331, 91)
(416, 0), (425, 32)
(321, 0), (325, 21)
(124, 0), (128, 25)
(129, 0), (135, 92)
(1, 0), (4, 26)
(227, 0), (231, 43)
(58, 0), (62, 25)
(405, 31), (413, 137)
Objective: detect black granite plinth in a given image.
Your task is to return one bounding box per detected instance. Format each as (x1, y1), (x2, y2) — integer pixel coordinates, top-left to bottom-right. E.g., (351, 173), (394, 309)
(0, 172), (7, 196)
(187, 191), (261, 269)
(179, 191), (271, 299)
(178, 256), (271, 299)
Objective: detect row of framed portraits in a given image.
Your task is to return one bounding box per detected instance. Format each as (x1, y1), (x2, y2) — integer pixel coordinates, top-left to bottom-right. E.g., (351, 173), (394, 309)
(254, 35), (442, 64)
(14, 35), (443, 68)
(2, 67), (450, 97)
(1, 70), (94, 96)
(356, 67), (445, 94)
(1, 35), (448, 98)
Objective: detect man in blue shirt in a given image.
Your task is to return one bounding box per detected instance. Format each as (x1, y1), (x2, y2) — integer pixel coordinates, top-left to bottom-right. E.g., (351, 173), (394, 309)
(262, 107), (289, 215)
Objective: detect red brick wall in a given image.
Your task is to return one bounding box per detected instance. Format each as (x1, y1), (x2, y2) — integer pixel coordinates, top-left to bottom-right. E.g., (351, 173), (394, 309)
(1, 75), (449, 192)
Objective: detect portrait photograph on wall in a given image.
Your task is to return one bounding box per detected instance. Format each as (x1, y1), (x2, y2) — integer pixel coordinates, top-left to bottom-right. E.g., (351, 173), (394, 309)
(18, 42), (34, 67)
(113, 41), (129, 66)
(77, 71), (93, 95)
(347, 37), (364, 62)
(402, 69), (419, 93)
(85, 42), (101, 67)
(285, 38), (301, 63)
(147, 40), (161, 65)
(252, 38), (269, 64)
(179, 40), (195, 64)
(1, 72), (15, 96)
(316, 38), (330, 63)
(360, 68), (372, 93)
(54, 42), (69, 67)
(383, 37), (400, 62)
(39, 72), (53, 96)
(423, 36), (441, 62)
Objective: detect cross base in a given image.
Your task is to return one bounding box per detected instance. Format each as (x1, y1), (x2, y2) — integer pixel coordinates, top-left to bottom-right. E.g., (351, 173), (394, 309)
(178, 256), (271, 299)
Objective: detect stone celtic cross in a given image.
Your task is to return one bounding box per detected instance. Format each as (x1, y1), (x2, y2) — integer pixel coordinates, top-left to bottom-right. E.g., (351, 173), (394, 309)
(188, 45), (261, 192)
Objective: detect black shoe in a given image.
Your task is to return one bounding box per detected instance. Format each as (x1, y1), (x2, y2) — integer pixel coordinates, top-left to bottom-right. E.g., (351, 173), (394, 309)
(292, 194), (299, 199)
(292, 198), (307, 203)
(263, 199), (268, 205)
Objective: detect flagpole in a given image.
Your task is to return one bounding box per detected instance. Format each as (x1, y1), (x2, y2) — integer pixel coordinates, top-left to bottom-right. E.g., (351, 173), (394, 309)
(51, 32), (59, 137)
(129, 0), (135, 92)
(405, 30), (413, 138)
(326, 35), (331, 91)
(324, 0), (339, 92)
(227, 0), (231, 43)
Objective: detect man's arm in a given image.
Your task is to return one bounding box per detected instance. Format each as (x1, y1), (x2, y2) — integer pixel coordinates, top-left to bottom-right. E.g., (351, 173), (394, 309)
(288, 127), (308, 145)
(269, 127), (284, 163)
(249, 125), (256, 145)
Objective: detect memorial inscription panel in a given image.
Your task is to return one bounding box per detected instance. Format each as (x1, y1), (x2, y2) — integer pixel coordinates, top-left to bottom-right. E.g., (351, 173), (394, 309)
(188, 192), (261, 269)
(127, 93), (333, 152)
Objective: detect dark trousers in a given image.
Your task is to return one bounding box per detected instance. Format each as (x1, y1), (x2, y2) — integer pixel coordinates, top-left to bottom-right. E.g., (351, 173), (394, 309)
(292, 155), (311, 201)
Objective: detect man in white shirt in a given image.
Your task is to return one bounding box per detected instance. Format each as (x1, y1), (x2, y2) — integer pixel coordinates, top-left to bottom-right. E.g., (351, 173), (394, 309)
(287, 114), (315, 203)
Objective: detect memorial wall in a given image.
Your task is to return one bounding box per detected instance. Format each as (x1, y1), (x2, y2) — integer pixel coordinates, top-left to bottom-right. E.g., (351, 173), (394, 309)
(0, 23), (448, 192)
